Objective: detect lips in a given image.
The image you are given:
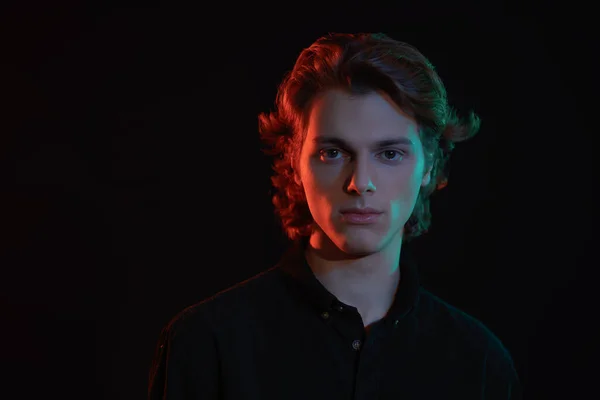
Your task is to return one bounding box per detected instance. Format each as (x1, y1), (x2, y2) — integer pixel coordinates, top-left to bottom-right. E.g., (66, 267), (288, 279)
(339, 208), (383, 224)
(340, 207), (383, 215)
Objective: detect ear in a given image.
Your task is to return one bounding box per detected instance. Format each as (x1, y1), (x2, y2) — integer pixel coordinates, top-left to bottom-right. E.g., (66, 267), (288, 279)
(292, 155), (303, 187)
(294, 170), (302, 186)
(421, 166), (432, 187)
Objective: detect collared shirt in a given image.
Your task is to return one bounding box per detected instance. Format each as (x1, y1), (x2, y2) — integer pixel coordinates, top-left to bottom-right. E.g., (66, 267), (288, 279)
(148, 240), (521, 399)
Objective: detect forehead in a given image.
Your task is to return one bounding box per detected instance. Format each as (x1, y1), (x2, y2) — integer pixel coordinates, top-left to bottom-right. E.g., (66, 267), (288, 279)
(305, 89), (420, 144)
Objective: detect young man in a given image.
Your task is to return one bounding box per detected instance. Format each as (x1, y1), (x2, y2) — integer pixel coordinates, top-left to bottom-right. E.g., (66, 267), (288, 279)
(148, 33), (521, 399)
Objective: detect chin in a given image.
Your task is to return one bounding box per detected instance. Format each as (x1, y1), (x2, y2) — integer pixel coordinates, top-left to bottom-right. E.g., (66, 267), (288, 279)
(332, 231), (385, 256)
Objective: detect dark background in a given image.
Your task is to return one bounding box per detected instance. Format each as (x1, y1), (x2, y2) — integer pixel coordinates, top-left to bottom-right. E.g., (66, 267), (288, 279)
(1, 2), (595, 399)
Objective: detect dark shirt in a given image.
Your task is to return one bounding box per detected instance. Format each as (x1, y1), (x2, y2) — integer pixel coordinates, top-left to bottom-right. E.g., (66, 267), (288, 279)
(148, 240), (521, 399)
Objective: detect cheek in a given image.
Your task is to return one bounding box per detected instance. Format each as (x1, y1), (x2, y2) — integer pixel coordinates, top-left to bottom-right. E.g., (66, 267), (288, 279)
(389, 202), (402, 223)
(387, 170), (423, 206)
(302, 162), (341, 191)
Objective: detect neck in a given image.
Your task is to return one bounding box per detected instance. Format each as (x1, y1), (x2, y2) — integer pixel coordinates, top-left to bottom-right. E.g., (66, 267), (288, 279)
(304, 233), (402, 326)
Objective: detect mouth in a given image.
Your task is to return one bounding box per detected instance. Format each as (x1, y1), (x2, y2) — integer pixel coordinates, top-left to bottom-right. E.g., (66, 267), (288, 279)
(339, 208), (383, 225)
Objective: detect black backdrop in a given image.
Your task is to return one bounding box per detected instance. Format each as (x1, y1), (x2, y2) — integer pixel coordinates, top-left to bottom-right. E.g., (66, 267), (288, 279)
(1, 2), (595, 399)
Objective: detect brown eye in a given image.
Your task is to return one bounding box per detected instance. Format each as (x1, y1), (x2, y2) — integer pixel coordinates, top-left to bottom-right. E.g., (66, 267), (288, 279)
(379, 150), (404, 161)
(319, 148), (342, 160)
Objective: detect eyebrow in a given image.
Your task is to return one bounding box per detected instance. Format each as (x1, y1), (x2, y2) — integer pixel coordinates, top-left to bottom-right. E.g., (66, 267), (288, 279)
(312, 136), (414, 149)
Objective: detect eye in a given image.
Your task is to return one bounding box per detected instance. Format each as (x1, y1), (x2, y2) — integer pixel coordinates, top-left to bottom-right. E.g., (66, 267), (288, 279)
(319, 148), (343, 161)
(378, 150), (404, 161)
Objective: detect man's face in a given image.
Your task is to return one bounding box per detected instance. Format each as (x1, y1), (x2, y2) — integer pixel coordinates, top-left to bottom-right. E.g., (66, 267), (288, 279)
(298, 89), (431, 256)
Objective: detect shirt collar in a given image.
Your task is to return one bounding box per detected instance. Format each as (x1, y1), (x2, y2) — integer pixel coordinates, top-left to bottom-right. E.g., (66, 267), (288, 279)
(277, 238), (421, 323)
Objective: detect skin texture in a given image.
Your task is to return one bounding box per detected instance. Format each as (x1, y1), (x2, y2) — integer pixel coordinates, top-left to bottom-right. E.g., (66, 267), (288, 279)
(297, 89), (431, 326)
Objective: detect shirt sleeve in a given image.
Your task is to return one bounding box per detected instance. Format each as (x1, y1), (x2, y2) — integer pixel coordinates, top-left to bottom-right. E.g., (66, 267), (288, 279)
(148, 313), (220, 400)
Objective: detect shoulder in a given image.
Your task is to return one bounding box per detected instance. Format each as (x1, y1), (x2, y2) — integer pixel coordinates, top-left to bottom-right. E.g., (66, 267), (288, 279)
(416, 288), (517, 369)
(411, 288), (522, 400)
(159, 265), (284, 339)
(147, 267), (285, 399)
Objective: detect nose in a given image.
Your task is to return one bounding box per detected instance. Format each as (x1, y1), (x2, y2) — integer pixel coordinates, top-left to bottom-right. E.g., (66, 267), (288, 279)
(345, 160), (376, 195)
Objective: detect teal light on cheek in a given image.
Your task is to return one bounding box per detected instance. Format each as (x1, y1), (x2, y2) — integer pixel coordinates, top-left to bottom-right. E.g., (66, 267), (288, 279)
(390, 203), (401, 222)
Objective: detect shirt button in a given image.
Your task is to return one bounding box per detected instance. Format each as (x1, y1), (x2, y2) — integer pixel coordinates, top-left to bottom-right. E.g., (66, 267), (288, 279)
(352, 340), (362, 350)
(321, 311), (330, 319)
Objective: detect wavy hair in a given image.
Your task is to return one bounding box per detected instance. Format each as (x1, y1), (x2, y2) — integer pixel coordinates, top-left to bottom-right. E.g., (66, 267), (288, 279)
(259, 33), (481, 242)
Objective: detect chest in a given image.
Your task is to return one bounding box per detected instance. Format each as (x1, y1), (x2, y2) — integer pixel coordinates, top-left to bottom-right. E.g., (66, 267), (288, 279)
(215, 316), (485, 400)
